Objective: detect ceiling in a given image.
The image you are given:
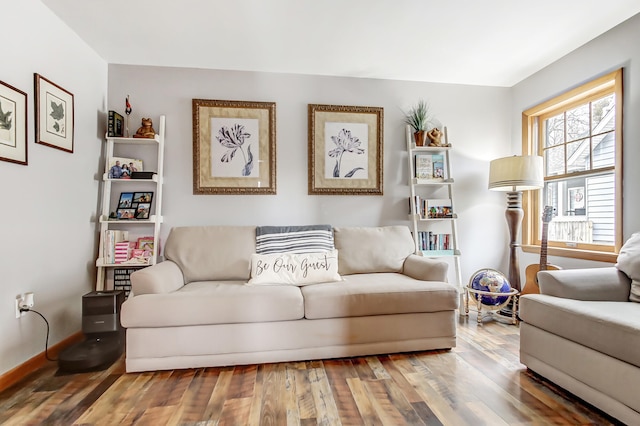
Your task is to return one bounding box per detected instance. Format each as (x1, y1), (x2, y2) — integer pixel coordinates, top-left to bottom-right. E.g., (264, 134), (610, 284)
(42, 0), (640, 87)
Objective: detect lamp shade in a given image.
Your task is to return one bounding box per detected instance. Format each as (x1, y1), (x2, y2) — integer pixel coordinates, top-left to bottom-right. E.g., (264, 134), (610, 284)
(488, 155), (543, 191)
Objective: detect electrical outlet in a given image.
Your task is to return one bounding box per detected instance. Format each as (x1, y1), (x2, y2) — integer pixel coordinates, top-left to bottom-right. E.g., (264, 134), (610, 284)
(15, 295), (23, 318)
(15, 292), (35, 318)
(23, 292), (34, 309)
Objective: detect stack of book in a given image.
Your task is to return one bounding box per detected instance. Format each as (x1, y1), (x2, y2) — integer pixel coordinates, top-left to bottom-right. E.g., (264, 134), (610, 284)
(114, 242), (130, 264)
(103, 230), (128, 264)
(417, 231), (453, 254)
(108, 110), (124, 137)
(414, 154), (445, 181)
(103, 231), (155, 265)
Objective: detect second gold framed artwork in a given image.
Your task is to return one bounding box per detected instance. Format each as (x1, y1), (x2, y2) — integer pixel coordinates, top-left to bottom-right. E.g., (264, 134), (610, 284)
(308, 104), (383, 195)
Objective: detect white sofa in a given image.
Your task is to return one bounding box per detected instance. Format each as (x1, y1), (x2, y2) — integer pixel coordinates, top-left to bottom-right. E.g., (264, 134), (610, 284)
(519, 233), (640, 425)
(121, 225), (460, 373)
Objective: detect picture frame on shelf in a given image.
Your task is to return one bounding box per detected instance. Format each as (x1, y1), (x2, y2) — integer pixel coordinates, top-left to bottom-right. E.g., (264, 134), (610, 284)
(192, 98), (276, 195)
(426, 199), (453, 218)
(117, 208), (136, 220)
(0, 80), (28, 165)
(108, 156), (144, 179)
(116, 191), (153, 220)
(133, 192), (153, 203)
(135, 203), (151, 219)
(118, 192), (134, 208)
(108, 110), (124, 137)
(34, 73), (74, 153)
(308, 104), (383, 195)
(136, 236), (154, 254)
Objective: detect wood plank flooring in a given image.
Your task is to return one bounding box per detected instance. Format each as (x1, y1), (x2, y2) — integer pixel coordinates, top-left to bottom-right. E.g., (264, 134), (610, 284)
(0, 315), (622, 425)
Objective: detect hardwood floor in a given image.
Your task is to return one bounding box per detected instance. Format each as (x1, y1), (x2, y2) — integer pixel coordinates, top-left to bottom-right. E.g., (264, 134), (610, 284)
(0, 315), (622, 425)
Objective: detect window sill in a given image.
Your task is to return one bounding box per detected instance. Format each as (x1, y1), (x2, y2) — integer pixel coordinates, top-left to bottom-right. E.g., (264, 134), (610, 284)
(522, 245), (617, 263)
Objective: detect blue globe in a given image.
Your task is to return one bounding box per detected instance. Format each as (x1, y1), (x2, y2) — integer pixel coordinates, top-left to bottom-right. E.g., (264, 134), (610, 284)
(469, 269), (511, 306)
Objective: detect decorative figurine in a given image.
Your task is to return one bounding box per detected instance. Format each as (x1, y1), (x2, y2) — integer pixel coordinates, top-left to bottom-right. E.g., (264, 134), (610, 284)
(125, 95), (132, 137)
(427, 127), (449, 147)
(133, 118), (156, 139)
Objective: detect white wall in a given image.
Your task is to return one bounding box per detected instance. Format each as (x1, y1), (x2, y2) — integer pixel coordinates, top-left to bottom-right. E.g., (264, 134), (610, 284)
(108, 65), (512, 289)
(512, 12), (640, 273)
(0, 0), (107, 375)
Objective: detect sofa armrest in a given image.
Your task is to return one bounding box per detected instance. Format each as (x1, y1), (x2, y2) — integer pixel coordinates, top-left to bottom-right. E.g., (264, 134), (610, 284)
(537, 267), (631, 301)
(130, 260), (185, 295)
(402, 254), (449, 282)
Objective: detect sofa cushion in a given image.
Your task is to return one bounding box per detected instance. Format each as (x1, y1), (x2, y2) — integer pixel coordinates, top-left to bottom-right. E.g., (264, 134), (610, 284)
(255, 225), (334, 254)
(615, 232), (640, 302)
(164, 226), (256, 283)
(247, 250), (341, 286)
(519, 294), (640, 368)
(121, 281), (304, 328)
(333, 226), (415, 275)
(302, 273), (459, 320)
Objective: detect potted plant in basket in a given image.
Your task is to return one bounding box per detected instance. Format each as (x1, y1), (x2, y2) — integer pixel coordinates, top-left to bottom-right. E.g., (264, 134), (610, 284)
(403, 99), (432, 146)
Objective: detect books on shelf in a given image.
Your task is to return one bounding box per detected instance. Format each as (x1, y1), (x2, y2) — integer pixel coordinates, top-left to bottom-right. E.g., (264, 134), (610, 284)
(102, 231), (155, 265)
(410, 196), (420, 215)
(114, 241), (130, 264)
(415, 154), (433, 179)
(417, 231), (453, 253)
(432, 154), (444, 180)
(103, 230), (128, 264)
(108, 110), (124, 137)
(414, 154), (445, 181)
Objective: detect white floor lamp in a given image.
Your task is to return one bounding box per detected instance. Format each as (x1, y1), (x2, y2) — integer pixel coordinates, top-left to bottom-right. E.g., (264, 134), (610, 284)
(488, 155), (544, 293)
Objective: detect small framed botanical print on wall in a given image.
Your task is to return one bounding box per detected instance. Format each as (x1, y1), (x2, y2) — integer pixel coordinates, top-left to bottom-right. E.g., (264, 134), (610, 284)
(0, 80), (28, 165)
(34, 73), (74, 153)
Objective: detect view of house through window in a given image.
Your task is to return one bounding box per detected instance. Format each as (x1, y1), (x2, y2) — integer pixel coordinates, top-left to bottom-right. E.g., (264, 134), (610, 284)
(542, 93), (616, 245)
(522, 69), (622, 261)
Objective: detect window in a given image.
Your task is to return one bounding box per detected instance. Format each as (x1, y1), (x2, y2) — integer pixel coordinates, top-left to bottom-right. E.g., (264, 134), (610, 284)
(521, 69), (623, 262)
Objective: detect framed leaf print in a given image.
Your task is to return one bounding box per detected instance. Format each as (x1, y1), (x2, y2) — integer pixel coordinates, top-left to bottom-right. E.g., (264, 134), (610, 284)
(192, 99), (276, 194)
(308, 104), (383, 195)
(34, 73), (74, 153)
(0, 80), (27, 165)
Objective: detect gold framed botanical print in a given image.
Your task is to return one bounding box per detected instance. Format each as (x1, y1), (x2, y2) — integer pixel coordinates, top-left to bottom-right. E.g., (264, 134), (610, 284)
(192, 99), (276, 194)
(308, 104), (383, 195)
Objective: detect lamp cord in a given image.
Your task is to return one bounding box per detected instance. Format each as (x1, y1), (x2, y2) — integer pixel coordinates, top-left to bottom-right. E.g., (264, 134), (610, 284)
(20, 308), (57, 362)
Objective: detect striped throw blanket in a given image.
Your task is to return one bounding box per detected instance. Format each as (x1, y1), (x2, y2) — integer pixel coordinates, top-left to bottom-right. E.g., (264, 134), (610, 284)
(255, 225), (334, 254)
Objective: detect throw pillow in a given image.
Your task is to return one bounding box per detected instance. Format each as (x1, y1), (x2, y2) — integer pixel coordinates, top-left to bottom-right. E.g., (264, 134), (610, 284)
(247, 249), (342, 286)
(255, 225), (334, 254)
(615, 232), (640, 302)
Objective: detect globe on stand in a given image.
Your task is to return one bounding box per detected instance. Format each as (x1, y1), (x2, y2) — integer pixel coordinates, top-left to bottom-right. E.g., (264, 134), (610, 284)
(465, 268), (519, 324)
(470, 268), (511, 305)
